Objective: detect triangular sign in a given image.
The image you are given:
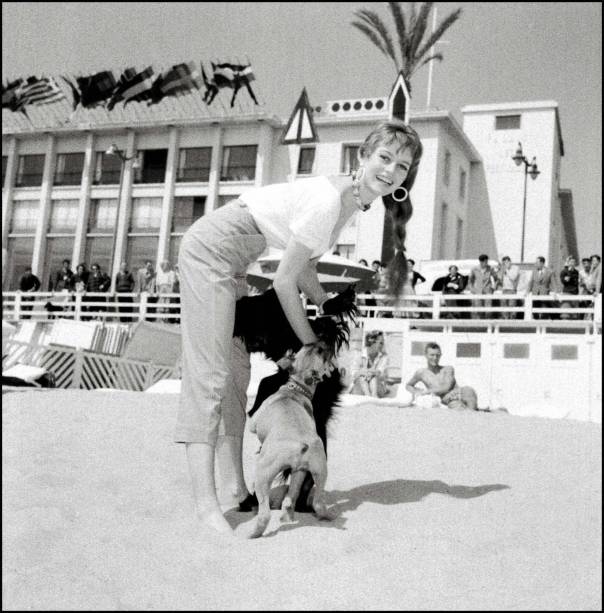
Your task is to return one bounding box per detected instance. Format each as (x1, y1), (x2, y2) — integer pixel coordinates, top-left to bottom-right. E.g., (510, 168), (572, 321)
(388, 72), (411, 124)
(280, 88), (318, 144)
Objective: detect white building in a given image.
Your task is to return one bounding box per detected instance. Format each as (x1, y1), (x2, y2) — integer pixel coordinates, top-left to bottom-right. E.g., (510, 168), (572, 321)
(2, 88), (576, 290)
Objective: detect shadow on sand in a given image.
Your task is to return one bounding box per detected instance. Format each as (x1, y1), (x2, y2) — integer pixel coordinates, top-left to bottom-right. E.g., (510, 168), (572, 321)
(225, 479), (510, 536)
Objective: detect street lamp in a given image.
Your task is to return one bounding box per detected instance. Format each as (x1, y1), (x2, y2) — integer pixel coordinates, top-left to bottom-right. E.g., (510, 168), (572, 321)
(512, 142), (540, 262)
(105, 144), (140, 291)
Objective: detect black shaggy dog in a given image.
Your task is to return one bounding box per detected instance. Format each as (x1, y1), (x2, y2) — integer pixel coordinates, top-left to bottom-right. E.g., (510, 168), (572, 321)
(233, 285), (358, 511)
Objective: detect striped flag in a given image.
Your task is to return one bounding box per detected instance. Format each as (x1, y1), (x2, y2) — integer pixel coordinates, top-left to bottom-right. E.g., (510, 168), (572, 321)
(147, 62), (202, 106)
(212, 62), (255, 85)
(106, 66), (155, 110)
(2, 78), (24, 109)
(10, 77), (66, 113)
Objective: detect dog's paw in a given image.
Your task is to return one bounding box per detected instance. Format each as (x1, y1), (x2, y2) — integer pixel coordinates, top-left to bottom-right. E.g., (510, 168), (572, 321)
(313, 502), (338, 521)
(280, 497), (295, 523)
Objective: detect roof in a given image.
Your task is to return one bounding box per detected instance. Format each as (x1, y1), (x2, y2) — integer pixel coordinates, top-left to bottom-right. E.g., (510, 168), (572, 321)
(2, 88), (281, 136)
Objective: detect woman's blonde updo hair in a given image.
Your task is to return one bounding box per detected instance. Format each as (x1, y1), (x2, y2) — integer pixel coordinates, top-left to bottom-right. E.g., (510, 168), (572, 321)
(359, 120), (423, 296)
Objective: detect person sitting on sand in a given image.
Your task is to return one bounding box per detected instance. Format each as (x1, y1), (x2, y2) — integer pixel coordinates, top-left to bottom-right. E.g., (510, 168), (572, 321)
(405, 342), (479, 410)
(349, 330), (391, 398)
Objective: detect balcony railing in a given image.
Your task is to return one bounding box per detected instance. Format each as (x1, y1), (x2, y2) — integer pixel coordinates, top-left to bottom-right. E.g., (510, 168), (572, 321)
(2, 292), (600, 330)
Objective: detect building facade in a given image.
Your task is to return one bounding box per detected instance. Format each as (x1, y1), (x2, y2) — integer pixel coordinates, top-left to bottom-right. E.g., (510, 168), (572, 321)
(2, 90), (576, 290)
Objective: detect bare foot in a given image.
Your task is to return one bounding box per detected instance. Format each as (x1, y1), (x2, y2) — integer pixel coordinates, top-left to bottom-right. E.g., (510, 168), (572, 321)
(196, 503), (233, 535)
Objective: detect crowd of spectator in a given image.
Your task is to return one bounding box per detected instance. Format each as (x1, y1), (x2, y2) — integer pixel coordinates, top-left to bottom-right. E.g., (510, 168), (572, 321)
(354, 253), (601, 320)
(16, 258), (181, 322)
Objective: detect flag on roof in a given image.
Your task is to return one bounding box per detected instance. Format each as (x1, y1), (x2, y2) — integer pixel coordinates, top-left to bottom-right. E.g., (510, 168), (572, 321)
(10, 77), (66, 113)
(106, 67), (154, 110)
(147, 62), (202, 106)
(212, 62), (255, 86)
(74, 71), (117, 109)
(2, 78), (24, 110)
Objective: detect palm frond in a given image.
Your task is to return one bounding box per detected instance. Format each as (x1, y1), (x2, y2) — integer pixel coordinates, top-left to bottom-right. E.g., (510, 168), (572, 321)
(408, 2), (434, 60)
(353, 9), (397, 62)
(387, 2), (407, 68)
(408, 52), (443, 78)
(351, 21), (397, 66)
(414, 7), (462, 67)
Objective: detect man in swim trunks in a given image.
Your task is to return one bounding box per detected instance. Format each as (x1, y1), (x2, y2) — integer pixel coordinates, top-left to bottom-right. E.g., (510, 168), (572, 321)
(405, 342), (478, 410)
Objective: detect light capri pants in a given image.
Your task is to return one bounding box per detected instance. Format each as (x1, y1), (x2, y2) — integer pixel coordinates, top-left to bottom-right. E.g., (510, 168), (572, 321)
(174, 200), (267, 445)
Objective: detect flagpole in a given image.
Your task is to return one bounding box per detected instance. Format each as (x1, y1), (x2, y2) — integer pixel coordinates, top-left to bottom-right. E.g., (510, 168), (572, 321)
(426, 7), (438, 109)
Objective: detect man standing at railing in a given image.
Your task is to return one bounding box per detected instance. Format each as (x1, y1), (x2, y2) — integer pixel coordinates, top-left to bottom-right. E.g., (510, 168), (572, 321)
(559, 256), (580, 320)
(135, 260), (157, 321)
(497, 256), (520, 320)
(18, 267), (41, 319)
(86, 263), (111, 320)
(156, 260), (177, 321)
(49, 259), (74, 292)
(469, 255), (496, 319)
(527, 256), (554, 320)
(115, 261), (135, 323)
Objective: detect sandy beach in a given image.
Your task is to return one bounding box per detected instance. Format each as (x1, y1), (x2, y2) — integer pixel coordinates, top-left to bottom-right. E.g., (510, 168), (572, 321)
(2, 390), (601, 610)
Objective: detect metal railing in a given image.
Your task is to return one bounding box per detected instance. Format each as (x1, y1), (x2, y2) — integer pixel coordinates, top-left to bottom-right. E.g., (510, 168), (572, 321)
(2, 290), (601, 327)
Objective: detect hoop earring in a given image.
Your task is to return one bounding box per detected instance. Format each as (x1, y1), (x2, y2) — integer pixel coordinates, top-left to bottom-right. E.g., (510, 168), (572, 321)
(391, 186), (408, 202)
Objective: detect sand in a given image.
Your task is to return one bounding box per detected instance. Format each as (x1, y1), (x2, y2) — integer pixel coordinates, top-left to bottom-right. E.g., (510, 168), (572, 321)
(2, 390), (602, 610)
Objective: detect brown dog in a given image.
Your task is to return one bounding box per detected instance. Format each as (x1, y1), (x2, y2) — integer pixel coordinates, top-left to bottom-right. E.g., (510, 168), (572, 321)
(240, 342), (337, 538)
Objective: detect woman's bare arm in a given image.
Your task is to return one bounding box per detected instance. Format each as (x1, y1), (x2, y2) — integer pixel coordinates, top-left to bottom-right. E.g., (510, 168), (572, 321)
(273, 239), (319, 345)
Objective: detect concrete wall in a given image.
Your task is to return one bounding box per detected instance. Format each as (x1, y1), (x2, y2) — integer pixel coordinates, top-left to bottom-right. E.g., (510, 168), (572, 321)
(462, 103), (562, 264)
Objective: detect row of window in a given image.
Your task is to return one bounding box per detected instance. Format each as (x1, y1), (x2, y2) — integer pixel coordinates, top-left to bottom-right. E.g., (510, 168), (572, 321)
(438, 202), (464, 259)
(3, 234), (185, 292)
(8, 195), (224, 234)
(411, 340), (579, 360)
(1, 144), (363, 190)
(1, 145), (258, 188)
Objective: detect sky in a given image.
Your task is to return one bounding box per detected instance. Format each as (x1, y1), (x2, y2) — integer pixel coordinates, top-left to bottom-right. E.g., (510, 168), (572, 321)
(2, 2), (601, 256)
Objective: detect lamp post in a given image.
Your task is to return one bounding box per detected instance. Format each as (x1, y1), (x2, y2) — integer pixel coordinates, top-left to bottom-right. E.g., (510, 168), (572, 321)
(511, 142), (540, 262)
(105, 144), (139, 292)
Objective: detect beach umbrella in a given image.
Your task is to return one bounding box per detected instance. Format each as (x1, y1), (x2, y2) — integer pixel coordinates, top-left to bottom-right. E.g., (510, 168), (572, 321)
(257, 251), (375, 281)
(246, 263), (359, 293)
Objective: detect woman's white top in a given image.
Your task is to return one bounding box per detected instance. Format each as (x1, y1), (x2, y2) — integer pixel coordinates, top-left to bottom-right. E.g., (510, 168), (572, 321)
(240, 176), (350, 259)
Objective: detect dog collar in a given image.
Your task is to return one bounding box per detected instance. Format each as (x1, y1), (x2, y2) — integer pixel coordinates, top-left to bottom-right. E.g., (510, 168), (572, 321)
(285, 378), (314, 402)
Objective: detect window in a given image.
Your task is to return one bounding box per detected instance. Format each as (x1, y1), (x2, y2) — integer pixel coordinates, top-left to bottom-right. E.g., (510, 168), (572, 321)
(411, 341), (426, 356)
(456, 343), (481, 358)
(297, 147), (315, 175)
(495, 115), (521, 130)
(459, 168), (466, 200)
(216, 195), (239, 209)
(134, 149), (168, 184)
(84, 237), (113, 276)
(54, 153), (84, 186)
(10, 200), (39, 234)
(3, 237), (34, 290)
(43, 237), (75, 290)
(2, 156), (7, 188)
(341, 145), (360, 174)
(93, 151), (122, 185)
(130, 197), (162, 231)
(443, 150), (451, 186)
(49, 199), (79, 232)
(439, 202), (448, 259)
(177, 147), (212, 182)
(126, 236), (159, 271)
(455, 217), (463, 258)
(16, 154), (45, 187)
(172, 196), (205, 231)
(221, 145), (257, 181)
(88, 199), (117, 233)
(503, 343), (530, 359)
(551, 345), (578, 360)
(334, 244), (355, 260)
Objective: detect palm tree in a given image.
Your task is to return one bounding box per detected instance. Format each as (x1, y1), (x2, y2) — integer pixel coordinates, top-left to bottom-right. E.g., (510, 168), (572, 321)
(351, 2), (462, 92)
